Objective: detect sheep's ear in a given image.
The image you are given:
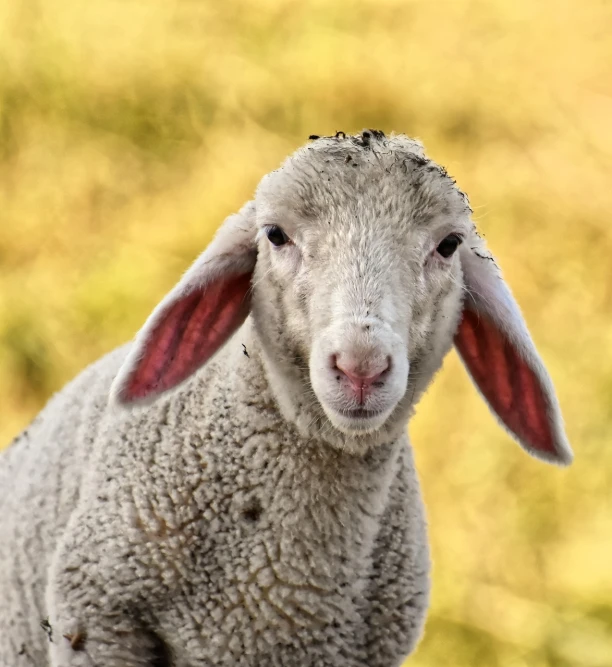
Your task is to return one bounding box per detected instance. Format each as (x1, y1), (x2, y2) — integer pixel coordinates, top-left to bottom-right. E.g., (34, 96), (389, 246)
(111, 202), (257, 406)
(454, 242), (573, 465)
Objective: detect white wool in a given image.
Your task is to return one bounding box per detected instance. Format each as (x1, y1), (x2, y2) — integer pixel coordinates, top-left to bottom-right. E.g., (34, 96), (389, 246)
(0, 130), (570, 667)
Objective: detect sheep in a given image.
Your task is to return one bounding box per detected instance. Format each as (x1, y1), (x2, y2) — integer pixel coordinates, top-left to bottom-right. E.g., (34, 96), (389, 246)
(0, 130), (572, 667)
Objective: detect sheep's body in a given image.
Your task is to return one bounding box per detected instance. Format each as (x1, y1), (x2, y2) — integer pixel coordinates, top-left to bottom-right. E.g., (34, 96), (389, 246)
(0, 324), (429, 667)
(0, 131), (571, 667)
(0, 347), (122, 666)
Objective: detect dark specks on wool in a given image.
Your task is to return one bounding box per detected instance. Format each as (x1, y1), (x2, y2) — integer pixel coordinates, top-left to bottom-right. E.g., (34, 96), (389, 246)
(8, 428), (29, 450)
(63, 630), (87, 652)
(307, 129), (387, 149)
(355, 130), (372, 148)
(40, 618), (53, 643)
(472, 249), (497, 265)
(348, 129), (387, 150)
(460, 190), (473, 212)
(241, 497), (263, 524)
(405, 153), (428, 168)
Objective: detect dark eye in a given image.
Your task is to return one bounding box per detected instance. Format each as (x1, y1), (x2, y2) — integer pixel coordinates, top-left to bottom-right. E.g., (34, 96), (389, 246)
(436, 233), (463, 259)
(265, 225), (290, 247)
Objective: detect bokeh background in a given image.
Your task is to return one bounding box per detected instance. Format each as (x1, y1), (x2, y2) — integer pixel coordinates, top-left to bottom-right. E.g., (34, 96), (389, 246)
(1, 0), (611, 664)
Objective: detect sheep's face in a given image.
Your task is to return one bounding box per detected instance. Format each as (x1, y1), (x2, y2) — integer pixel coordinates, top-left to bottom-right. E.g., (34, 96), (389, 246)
(251, 132), (472, 449)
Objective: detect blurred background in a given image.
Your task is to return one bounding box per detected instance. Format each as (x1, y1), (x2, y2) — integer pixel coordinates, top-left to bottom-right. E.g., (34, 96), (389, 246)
(1, 0), (611, 664)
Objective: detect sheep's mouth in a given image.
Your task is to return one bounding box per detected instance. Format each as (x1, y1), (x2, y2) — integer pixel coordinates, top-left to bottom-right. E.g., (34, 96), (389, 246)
(323, 404), (393, 435)
(340, 408), (381, 419)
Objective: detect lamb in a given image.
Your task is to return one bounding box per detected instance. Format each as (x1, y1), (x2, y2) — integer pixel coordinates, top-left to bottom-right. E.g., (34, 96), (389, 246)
(0, 130), (572, 667)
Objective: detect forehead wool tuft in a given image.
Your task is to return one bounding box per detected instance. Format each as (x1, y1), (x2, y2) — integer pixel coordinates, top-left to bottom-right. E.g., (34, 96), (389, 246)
(256, 130), (472, 229)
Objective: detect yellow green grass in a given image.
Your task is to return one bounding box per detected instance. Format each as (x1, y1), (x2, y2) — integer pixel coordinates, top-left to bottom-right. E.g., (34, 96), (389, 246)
(1, 0), (611, 664)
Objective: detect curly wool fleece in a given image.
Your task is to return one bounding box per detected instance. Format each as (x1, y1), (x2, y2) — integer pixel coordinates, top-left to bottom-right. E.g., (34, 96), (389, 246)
(0, 131), (571, 667)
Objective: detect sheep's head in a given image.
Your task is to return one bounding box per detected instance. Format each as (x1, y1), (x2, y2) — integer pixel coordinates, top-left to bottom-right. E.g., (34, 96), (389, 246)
(112, 131), (572, 464)
(251, 131), (470, 446)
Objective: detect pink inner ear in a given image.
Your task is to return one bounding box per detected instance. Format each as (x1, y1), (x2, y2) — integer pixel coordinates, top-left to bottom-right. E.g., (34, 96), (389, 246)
(455, 309), (556, 456)
(124, 272), (252, 400)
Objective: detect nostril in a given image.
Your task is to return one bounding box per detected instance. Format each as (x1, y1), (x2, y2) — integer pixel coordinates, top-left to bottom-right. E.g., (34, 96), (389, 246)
(372, 357), (391, 386)
(330, 354), (343, 381)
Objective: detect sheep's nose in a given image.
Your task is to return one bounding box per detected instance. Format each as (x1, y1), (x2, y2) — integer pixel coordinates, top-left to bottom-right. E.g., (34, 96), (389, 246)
(333, 355), (391, 405)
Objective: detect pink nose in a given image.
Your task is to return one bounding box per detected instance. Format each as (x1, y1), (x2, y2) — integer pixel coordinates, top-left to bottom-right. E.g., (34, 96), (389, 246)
(334, 356), (390, 405)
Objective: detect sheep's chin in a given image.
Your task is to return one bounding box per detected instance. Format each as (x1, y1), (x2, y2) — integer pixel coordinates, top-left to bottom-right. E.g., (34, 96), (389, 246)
(323, 405), (394, 435)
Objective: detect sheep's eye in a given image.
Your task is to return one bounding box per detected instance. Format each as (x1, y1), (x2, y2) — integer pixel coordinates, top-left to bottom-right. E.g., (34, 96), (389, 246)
(436, 233), (463, 259)
(266, 226), (290, 247)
